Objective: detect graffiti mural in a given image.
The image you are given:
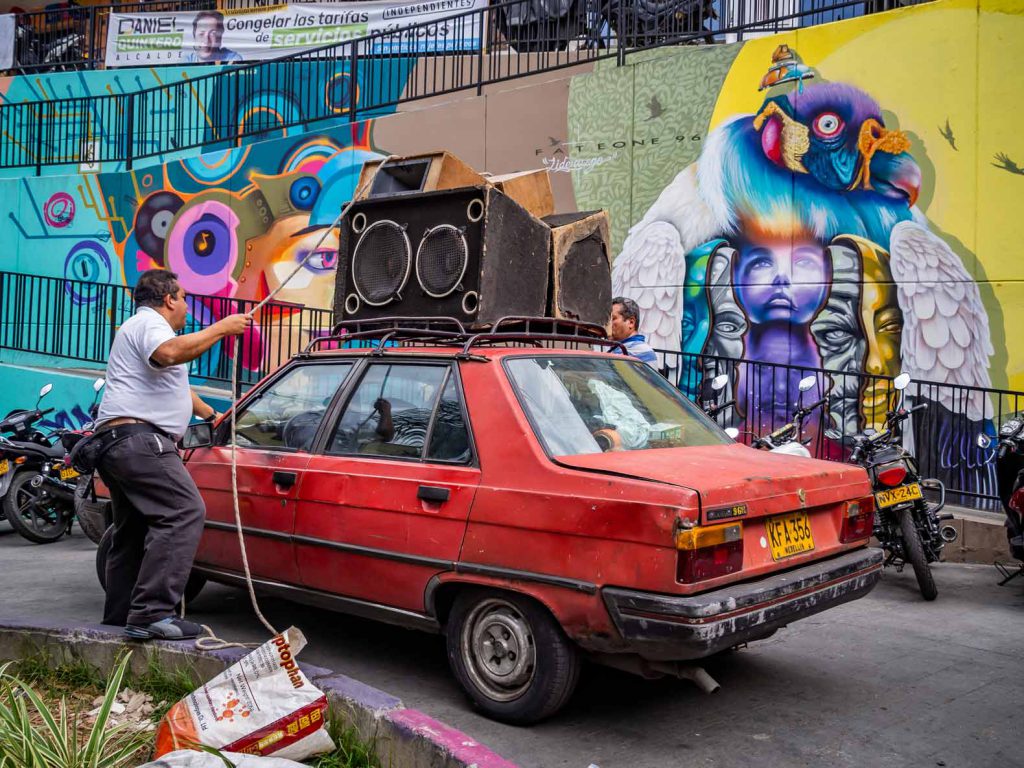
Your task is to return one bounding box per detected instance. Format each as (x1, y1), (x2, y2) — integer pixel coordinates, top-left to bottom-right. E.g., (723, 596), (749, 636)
(577, 1), (1024, 501)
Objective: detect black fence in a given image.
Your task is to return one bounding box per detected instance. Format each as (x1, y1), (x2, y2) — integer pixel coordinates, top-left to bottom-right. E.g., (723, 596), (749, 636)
(0, 0), (927, 171)
(666, 350), (1018, 512)
(0, 270), (333, 392)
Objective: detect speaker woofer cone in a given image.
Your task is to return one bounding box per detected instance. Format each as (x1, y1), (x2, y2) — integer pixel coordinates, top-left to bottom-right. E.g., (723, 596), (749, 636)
(351, 220), (412, 307)
(416, 225), (469, 299)
(466, 198), (484, 223)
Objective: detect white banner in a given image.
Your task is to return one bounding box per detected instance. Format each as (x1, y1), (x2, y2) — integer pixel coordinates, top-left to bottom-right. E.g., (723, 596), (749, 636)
(104, 0), (485, 68)
(0, 15), (14, 70)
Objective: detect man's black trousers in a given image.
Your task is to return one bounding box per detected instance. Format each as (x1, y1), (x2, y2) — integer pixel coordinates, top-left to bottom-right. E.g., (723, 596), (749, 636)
(97, 431), (206, 627)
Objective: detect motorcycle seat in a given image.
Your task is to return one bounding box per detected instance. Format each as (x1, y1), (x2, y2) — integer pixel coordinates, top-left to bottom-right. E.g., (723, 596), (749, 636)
(3, 440), (65, 460)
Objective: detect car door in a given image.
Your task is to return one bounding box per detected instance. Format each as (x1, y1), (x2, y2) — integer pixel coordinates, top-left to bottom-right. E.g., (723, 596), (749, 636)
(189, 361), (355, 585)
(295, 359), (480, 613)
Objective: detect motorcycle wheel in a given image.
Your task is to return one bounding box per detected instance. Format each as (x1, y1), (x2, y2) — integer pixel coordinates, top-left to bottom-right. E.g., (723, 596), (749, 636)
(899, 508), (938, 601)
(2, 470), (72, 544)
(74, 472), (111, 545)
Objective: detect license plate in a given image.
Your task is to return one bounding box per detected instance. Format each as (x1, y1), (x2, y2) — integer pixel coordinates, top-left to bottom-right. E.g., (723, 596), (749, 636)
(766, 511), (815, 561)
(0, 459), (8, 475)
(875, 482), (922, 509)
(59, 467), (79, 481)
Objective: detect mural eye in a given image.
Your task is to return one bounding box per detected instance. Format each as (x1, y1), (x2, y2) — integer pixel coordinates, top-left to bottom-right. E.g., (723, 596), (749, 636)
(813, 112), (843, 138)
(304, 248), (338, 273)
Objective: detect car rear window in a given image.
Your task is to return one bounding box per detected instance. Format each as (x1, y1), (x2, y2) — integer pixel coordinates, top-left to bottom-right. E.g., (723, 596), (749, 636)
(505, 356), (729, 457)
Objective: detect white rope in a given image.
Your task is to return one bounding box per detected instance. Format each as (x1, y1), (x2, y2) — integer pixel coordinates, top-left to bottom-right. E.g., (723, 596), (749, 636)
(194, 160), (392, 647)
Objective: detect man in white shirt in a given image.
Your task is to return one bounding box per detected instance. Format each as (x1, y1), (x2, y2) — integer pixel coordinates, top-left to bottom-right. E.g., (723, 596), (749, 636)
(95, 269), (249, 640)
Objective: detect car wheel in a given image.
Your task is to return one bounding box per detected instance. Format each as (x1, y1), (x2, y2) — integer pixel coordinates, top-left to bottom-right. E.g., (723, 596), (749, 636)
(446, 589), (580, 724)
(96, 526), (207, 605)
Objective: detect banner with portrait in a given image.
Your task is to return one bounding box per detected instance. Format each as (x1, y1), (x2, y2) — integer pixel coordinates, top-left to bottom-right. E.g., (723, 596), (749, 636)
(103, 0), (486, 68)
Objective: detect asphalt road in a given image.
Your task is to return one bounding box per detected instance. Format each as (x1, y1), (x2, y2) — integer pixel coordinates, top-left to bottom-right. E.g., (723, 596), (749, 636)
(1, 523), (1022, 768)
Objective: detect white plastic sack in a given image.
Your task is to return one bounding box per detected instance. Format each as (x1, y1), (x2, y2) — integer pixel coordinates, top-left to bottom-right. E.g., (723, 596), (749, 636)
(138, 749), (308, 768)
(154, 627), (334, 760)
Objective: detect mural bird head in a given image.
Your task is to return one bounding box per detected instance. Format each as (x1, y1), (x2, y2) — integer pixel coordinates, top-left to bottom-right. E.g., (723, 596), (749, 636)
(752, 82), (921, 206)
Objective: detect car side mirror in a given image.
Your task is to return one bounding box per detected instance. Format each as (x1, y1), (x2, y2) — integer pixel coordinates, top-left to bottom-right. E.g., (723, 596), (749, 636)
(180, 421), (213, 450)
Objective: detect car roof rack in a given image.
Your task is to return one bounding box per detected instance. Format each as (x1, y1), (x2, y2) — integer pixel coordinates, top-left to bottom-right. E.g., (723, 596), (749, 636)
(302, 315), (627, 356)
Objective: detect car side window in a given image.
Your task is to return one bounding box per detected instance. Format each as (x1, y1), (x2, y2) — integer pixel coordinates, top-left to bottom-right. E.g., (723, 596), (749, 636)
(426, 373), (472, 463)
(232, 363), (353, 451)
(328, 363), (449, 460)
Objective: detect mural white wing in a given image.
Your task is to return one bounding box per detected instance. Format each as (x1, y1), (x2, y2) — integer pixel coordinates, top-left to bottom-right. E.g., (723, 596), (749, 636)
(890, 219), (994, 421)
(612, 220), (686, 378)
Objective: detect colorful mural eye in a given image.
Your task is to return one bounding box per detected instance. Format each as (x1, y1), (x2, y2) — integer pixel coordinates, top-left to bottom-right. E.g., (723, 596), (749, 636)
(813, 112), (843, 138)
(134, 191), (185, 262)
(288, 176), (321, 211)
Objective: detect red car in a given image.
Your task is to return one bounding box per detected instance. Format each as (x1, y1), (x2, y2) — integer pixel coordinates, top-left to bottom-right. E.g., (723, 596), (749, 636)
(110, 322), (883, 723)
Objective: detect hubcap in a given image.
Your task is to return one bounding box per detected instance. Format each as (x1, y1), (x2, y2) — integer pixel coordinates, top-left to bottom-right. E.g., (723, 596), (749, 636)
(461, 598), (536, 702)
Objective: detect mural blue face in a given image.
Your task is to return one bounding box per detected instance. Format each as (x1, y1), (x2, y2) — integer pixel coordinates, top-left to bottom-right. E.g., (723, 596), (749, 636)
(733, 237), (828, 325)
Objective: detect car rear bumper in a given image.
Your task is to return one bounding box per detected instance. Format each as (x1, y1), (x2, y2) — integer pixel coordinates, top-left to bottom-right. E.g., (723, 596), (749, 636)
(601, 547), (884, 661)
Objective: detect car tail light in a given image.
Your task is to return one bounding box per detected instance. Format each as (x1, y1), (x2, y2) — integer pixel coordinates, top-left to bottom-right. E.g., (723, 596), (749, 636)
(875, 461), (908, 487)
(840, 497), (875, 542)
(676, 523), (743, 583)
(1009, 486), (1024, 513)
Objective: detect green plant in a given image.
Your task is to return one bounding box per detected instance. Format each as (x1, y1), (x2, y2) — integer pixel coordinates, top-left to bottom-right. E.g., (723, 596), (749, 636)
(0, 652), (151, 768)
(310, 717), (381, 768)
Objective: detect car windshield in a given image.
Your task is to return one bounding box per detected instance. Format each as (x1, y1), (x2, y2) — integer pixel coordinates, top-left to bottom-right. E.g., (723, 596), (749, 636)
(505, 356), (729, 457)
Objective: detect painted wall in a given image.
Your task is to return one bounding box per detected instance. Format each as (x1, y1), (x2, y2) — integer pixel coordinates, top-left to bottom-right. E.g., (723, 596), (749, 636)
(569, 0), (1023, 500)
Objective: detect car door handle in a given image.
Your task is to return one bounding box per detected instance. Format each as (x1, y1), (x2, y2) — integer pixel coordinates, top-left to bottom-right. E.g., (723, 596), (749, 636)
(417, 485), (450, 503)
(273, 470), (298, 488)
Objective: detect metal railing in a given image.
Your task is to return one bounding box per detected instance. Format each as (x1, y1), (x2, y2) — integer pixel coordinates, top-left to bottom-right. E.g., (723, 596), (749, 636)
(0, 270), (333, 392)
(664, 350), (1018, 512)
(0, 269), (1013, 512)
(0, 0), (927, 171)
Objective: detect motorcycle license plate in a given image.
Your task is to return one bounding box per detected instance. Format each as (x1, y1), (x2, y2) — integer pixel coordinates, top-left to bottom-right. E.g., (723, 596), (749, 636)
(875, 482), (922, 509)
(0, 459), (8, 475)
(766, 511), (815, 561)
(59, 467), (79, 481)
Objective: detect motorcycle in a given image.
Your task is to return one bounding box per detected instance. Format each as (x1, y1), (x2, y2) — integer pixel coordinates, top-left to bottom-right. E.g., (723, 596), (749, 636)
(981, 416), (1024, 584)
(698, 373), (733, 419)
(0, 378), (105, 544)
(726, 375), (825, 458)
(837, 372), (956, 601)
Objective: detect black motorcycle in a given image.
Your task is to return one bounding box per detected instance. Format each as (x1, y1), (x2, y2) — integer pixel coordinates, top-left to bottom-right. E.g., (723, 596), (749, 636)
(840, 373), (956, 600)
(982, 417), (1024, 584)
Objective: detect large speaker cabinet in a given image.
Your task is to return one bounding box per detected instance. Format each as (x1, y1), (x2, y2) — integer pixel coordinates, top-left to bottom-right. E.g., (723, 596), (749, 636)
(333, 186), (551, 327)
(355, 152), (487, 200)
(543, 210), (612, 327)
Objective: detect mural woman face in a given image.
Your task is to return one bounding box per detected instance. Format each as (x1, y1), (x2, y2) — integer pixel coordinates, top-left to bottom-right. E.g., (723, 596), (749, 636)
(859, 250), (903, 429)
(734, 238), (828, 325)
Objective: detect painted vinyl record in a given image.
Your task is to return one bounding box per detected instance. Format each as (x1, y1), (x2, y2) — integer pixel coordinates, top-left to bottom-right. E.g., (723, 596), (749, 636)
(134, 191), (184, 262)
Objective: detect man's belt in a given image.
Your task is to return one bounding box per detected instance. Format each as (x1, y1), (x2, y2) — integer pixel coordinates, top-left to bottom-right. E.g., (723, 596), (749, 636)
(94, 421), (170, 442)
(69, 421), (173, 474)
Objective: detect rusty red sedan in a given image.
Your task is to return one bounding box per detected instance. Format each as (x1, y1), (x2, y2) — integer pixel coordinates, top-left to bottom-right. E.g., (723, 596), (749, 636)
(104, 322), (882, 723)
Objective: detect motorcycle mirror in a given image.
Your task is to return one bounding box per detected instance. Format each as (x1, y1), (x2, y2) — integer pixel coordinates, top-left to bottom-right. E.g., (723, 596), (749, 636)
(893, 373), (911, 391)
(798, 375), (816, 392)
(724, 427), (740, 439)
(976, 433), (992, 449)
(38, 383), (53, 399)
(93, 378), (105, 393)
(712, 374), (729, 392)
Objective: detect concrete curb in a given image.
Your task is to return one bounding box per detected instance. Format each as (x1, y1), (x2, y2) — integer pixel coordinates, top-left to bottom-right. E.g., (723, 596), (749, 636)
(0, 618), (518, 768)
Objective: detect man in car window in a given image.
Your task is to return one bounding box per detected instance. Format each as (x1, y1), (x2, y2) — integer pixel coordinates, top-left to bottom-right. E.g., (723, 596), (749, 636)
(610, 297), (658, 367)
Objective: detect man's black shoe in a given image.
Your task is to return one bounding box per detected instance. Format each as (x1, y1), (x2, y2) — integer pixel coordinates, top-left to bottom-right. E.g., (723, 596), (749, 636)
(124, 616), (202, 640)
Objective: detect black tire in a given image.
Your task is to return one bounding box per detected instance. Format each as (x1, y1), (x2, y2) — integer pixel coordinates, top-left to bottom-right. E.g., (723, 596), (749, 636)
(96, 526), (208, 605)
(74, 472), (110, 545)
(445, 589), (580, 724)
(900, 509), (938, 601)
(3, 470), (72, 544)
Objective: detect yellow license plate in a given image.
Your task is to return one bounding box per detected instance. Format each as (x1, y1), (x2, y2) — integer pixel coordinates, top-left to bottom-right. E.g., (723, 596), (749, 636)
(0, 459), (8, 475)
(875, 482), (923, 509)
(766, 511), (815, 561)
(60, 467), (79, 481)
